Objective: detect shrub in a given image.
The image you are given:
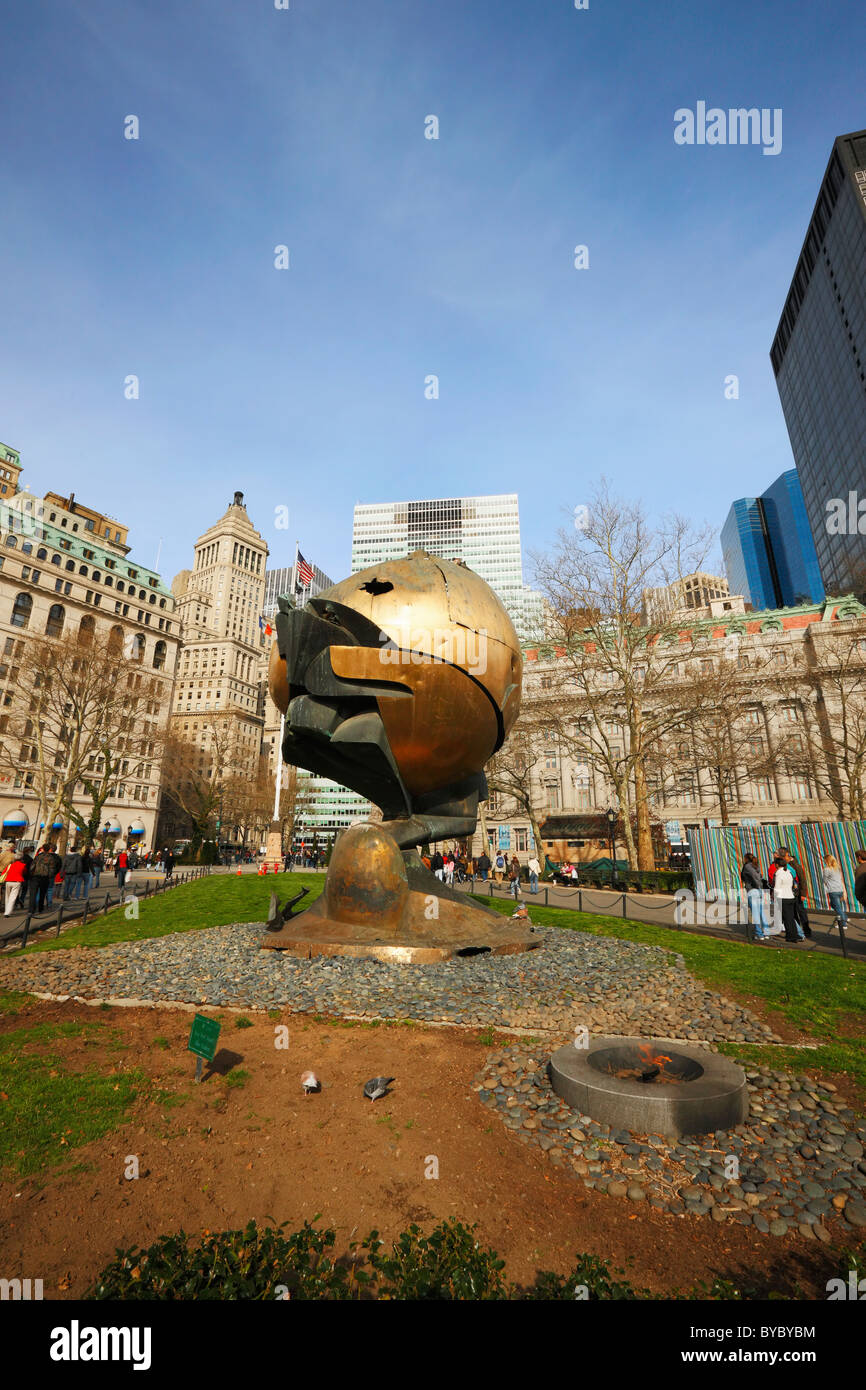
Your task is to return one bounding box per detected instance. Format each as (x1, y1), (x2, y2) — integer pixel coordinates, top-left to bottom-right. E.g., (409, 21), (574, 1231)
(87, 1219), (359, 1301)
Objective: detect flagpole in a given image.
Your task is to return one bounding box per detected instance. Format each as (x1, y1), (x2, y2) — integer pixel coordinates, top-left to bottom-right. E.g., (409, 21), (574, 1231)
(273, 712), (284, 822)
(293, 539), (299, 608)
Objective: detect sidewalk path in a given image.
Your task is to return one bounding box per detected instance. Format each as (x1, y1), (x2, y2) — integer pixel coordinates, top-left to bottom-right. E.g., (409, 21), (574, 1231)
(456, 878), (866, 961)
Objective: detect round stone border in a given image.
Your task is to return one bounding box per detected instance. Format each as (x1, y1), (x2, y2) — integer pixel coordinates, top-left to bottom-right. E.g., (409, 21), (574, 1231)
(475, 1045), (866, 1240)
(549, 1037), (749, 1140)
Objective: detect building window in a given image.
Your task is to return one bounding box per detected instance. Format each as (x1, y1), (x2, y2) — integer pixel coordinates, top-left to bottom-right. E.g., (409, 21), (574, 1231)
(10, 592), (32, 628)
(753, 778), (774, 802)
(46, 604), (65, 638)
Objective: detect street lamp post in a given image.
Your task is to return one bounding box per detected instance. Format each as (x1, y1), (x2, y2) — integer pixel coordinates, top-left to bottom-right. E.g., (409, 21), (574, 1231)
(606, 807), (617, 888)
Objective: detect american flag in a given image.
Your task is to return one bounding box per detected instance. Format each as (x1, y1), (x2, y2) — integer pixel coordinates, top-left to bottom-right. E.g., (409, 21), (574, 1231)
(296, 552), (314, 588)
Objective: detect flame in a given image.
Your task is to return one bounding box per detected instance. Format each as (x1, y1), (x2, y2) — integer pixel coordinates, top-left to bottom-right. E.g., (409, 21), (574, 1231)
(638, 1043), (674, 1072)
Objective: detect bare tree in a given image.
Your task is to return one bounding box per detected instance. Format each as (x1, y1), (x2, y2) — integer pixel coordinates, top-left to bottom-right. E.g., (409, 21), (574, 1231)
(657, 639), (779, 825)
(0, 626), (157, 848)
(160, 714), (247, 858)
(777, 625), (866, 819)
(484, 713), (549, 868)
(531, 481), (713, 869)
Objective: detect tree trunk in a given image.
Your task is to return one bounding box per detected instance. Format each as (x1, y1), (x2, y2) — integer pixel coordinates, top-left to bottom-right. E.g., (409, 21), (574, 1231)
(631, 760), (655, 871)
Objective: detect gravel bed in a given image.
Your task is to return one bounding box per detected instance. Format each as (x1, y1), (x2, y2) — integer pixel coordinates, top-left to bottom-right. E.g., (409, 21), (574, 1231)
(0, 921), (782, 1042)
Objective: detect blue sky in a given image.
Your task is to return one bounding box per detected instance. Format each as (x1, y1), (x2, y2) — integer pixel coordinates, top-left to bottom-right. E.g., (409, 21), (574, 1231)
(0, 0), (862, 588)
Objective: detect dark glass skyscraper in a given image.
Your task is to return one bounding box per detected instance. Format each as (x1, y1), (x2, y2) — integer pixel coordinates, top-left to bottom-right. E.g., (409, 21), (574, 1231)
(770, 129), (866, 595)
(721, 470), (824, 610)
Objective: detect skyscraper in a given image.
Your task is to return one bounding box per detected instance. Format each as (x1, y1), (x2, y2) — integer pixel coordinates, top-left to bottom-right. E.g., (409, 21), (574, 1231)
(721, 470), (824, 610)
(170, 492), (269, 787)
(351, 493), (543, 640)
(262, 558), (333, 619)
(770, 128), (866, 595)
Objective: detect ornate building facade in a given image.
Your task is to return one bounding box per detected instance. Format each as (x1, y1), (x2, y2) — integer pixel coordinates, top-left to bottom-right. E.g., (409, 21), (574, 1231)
(0, 445), (179, 849)
(169, 492), (270, 795)
(474, 594), (866, 866)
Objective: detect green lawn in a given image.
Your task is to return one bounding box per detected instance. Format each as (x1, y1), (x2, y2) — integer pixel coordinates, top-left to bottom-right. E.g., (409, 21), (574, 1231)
(12, 871), (325, 954)
(477, 897), (866, 1098)
(0, 1018), (145, 1179)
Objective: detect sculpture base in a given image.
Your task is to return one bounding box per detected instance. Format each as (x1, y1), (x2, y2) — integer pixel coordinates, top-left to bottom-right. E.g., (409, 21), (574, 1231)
(260, 821), (539, 962)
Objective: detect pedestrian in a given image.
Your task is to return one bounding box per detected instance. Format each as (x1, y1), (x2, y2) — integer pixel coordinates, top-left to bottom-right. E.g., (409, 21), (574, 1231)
(76, 845), (94, 900)
(773, 858), (804, 942)
(3, 850), (28, 916)
(494, 851), (505, 883)
(784, 849), (812, 938)
(163, 848), (174, 879)
(0, 839), (16, 912)
(854, 850), (866, 912)
(444, 852), (455, 886)
(62, 844), (83, 901)
(29, 843), (61, 915)
(476, 851), (490, 882)
(116, 846), (129, 893)
(90, 847), (103, 889)
(432, 849), (444, 881)
(822, 855), (849, 935)
(527, 853), (540, 894)
(767, 848), (788, 936)
(739, 853), (769, 940)
(284, 851), (292, 872)
(508, 856), (521, 899)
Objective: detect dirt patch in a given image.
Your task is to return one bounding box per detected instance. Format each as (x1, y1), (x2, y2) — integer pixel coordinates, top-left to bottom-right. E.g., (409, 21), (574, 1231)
(0, 997), (850, 1299)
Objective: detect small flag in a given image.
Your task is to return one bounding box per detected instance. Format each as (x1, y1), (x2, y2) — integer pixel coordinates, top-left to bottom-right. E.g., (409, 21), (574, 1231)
(258, 615), (273, 635)
(296, 552), (313, 588)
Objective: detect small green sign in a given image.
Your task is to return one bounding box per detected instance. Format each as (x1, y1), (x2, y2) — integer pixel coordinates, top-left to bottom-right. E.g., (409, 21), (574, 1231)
(188, 1014), (221, 1062)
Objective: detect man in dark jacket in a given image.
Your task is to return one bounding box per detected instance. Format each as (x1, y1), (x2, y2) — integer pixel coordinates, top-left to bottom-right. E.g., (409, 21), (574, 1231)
(854, 851), (866, 911)
(476, 851), (491, 882)
(29, 844), (61, 915)
(62, 845), (83, 900)
(163, 849), (175, 879)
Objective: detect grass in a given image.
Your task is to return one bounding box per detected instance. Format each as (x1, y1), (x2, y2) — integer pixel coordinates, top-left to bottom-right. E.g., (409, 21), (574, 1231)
(477, 897), (866, 1098)
(10, 871), (325, 954)
(0, 1019), (144, 1179)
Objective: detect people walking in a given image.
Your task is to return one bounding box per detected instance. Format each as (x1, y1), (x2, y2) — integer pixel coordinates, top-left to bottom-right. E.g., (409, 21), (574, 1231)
(494, 851), (505, 883)
(0, 840), (16, 912)
(784, 849), (812, 939)
(822, 855), (849, 935)
(476, 851), (490, 882)
(767, 849), (787, 936)
(508, 856), (521, 899)
(432, 850), (444, 881)
(90, 848), (103, 889)
(740, 853), (769, 940)
(62, 845), (83, 901)
(29, 844), (61, 915)
(527, 854), (540, 894)
(444, 852), (455, 886)
(773, 858), (804, 942)
(116, 847), (129, 893)
(3, 852), (28, 916)
(77, 846), (93, 900)
(163, 848), (175, 880)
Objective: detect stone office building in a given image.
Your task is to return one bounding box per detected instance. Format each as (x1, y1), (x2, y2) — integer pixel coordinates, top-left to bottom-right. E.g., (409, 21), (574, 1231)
(478, 592), (866, 867)
(0, 447), (180, 849)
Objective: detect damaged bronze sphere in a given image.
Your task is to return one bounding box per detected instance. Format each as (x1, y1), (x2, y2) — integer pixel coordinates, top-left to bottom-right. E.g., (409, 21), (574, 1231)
(262, 551), (536, 960)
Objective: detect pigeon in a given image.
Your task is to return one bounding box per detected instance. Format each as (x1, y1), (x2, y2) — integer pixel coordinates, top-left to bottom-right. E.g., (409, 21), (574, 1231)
(363, 1076), (394, 1102)
(301, 1070), (321, 1096)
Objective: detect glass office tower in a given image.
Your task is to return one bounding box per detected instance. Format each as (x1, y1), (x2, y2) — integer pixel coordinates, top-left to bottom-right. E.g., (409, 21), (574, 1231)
(352, 493), (544, 640)
(770, 129), (866, 596)
(721, 470), (823, 610)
